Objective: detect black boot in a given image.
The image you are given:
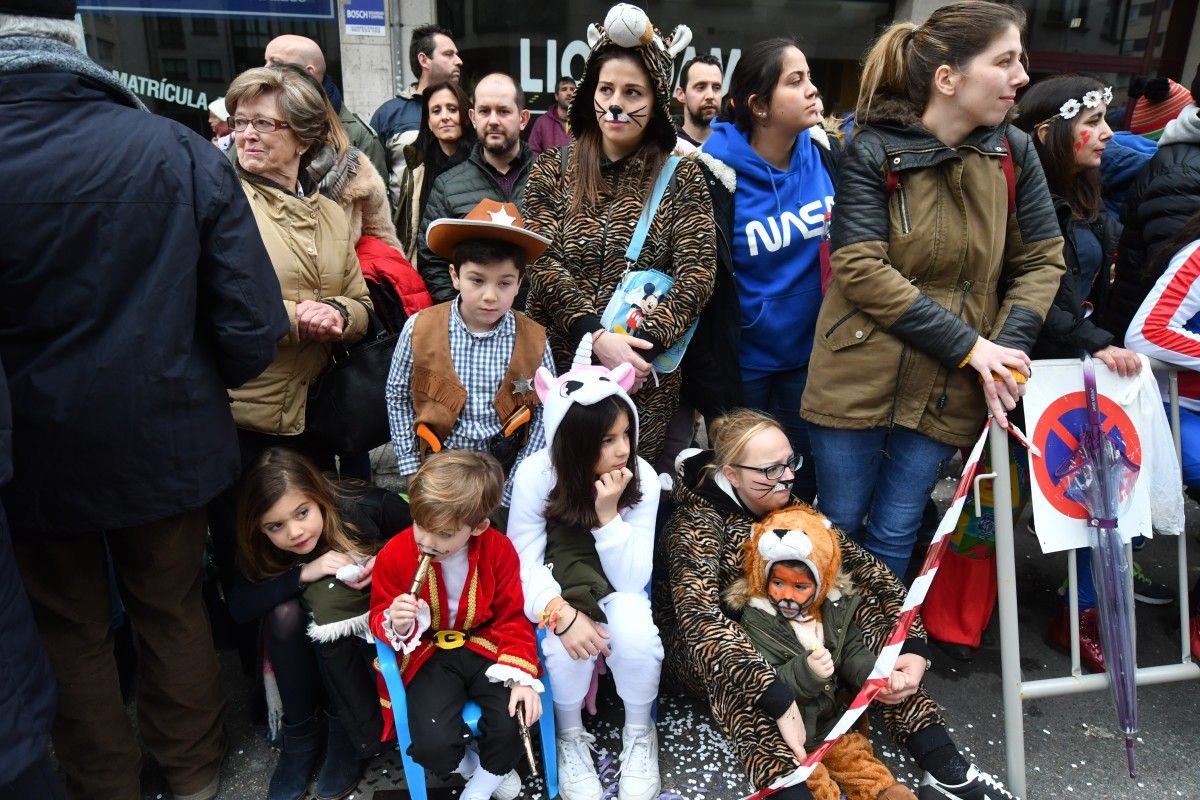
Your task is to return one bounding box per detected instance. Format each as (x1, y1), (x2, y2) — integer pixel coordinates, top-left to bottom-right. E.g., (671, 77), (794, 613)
(313, 713), (364, 800)
(268, 715), (323, 800)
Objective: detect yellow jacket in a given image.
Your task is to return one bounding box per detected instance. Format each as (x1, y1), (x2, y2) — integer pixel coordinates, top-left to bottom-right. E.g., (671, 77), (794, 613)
(230, 177), (372, 435)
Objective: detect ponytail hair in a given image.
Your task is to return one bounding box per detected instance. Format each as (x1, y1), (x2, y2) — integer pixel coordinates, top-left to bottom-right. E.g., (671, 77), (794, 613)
(856, 1), (1027, 122)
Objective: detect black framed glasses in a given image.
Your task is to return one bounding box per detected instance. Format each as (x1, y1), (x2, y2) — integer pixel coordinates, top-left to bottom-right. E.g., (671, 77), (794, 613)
(732, 454), (802, 481)
(230, 116), (291, 133)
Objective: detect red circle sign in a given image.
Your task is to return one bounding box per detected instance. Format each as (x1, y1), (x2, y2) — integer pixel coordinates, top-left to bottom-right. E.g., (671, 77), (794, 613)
(1030, 391), (1142, 519)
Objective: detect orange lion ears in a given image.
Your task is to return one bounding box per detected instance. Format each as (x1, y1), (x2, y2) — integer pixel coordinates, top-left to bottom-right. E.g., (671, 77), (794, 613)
(744, 504), (842, 605)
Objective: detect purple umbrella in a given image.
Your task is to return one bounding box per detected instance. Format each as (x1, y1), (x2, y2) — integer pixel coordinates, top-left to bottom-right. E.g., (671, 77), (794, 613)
(1052, 356), (1140, 778)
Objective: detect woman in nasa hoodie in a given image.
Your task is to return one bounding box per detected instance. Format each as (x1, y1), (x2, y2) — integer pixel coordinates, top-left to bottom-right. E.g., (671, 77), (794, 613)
(697, 37), (836, 502)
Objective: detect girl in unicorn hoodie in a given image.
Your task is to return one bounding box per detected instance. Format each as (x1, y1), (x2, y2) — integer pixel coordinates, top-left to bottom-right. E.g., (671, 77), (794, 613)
(506, 337), (664, 800)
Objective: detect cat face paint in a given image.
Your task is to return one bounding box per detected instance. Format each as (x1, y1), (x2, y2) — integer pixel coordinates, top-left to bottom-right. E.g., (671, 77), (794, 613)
(593, 55), (654, 160)
(593, 100), (648, 126)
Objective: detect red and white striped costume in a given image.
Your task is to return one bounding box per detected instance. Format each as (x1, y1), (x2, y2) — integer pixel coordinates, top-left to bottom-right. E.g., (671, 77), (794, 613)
(1126, 239), (1200, 410)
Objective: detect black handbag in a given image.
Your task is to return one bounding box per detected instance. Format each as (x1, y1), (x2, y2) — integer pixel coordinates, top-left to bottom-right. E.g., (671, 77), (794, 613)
(305, 304), (397, 454)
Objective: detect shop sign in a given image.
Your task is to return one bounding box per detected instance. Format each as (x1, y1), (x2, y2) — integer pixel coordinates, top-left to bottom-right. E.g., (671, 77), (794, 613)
(344, 0), (384, 36)
(111, 70), (210, 109)
(79, 0), (335, 20)
(518, 37), (740, 95)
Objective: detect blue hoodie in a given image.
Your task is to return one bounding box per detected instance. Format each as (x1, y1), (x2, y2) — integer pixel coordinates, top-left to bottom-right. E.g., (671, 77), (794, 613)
(1100, 131), (1157, 218)
(702, 121), (834, 378)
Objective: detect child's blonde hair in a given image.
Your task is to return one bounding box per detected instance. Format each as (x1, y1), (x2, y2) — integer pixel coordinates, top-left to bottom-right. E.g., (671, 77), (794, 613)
(409, 450), (503, 532)
(702, 408), (785, 483)
(236, 448), (370, 580)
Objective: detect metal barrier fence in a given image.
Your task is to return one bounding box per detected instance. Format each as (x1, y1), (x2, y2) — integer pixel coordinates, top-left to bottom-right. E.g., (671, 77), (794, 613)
(982, 358), (1200, 798)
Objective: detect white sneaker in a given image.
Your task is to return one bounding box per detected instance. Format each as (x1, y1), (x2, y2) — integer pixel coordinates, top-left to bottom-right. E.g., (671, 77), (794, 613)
(492, 769), (522, 800)
(617, 725), (660, 800)
(459, 767), (522, 800)
(556, 727), (603, 800)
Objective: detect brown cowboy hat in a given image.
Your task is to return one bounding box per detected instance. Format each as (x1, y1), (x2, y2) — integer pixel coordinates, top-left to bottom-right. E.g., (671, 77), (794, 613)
(425, 198), (551, 262)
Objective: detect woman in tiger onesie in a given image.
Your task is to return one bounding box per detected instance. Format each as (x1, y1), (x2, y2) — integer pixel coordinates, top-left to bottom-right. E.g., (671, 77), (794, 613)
(657, 409), (1018, 800)
(522, 4), (716, 464)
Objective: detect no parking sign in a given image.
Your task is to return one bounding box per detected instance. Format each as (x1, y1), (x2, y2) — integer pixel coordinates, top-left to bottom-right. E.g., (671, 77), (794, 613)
(1024, 358), (1153, 552)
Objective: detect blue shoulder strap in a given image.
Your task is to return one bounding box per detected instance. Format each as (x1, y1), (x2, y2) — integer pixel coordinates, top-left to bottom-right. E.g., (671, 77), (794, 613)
(625, 156), (681, 265)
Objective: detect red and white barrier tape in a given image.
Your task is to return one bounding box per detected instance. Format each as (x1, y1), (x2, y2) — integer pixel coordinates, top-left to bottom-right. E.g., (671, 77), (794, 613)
(740, 420), (1037, 799)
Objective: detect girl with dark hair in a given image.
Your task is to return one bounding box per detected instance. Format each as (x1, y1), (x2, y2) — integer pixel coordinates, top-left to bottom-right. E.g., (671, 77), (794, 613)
(690, 36), (838, 502)
(394, 80), (475, 259)
(801, 2), (1065, 585)
(1017, 76), (1142, 376)
(1126, 208), (1200, 661)
(507, 348), (663, 800)
(523, 5), (716, 466)
(231, 448), (410, 800)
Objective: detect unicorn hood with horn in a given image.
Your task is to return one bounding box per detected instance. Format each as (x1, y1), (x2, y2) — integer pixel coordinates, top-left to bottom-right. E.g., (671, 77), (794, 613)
(535, 336), (639, 444)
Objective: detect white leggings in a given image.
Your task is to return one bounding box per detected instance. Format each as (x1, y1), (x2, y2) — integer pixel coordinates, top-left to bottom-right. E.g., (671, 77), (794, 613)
(541, 591), (663, 707)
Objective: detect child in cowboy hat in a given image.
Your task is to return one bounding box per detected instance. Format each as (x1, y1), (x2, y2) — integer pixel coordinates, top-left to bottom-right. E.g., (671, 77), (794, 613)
(385, 198), (556, 517)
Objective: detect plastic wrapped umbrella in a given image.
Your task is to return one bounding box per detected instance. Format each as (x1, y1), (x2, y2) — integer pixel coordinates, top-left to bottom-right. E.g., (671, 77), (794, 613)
(1052, 356), (1140, 778)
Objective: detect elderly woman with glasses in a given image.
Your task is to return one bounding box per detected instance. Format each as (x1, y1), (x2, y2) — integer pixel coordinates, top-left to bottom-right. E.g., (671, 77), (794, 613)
(224, 64), (371, 455)
(655, 408), (1006, 800)
(214, 64), (376, 800)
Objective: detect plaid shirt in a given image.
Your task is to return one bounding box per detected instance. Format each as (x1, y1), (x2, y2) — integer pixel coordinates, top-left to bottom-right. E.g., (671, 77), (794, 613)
(386, 299), (554, 504)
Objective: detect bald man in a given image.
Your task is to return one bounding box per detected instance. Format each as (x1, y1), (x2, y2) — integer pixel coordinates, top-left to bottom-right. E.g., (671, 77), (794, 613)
(262, 34), (388, 182)
(415, 73), (535, 303)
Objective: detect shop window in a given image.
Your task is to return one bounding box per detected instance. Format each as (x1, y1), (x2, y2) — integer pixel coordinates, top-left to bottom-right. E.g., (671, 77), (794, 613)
(158, 17), (185, 49)
(95, 37), (114, 62)
(162, 57), (189, 82)
(197, 59), (224, 82)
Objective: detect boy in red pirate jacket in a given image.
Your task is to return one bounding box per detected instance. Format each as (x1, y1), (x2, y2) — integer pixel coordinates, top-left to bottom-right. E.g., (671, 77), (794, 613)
(384, 198), (557, 513)
(370, 450), (543, 800)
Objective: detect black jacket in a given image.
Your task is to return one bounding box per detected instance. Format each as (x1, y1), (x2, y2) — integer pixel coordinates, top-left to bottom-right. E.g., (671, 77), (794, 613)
(1105, 112), (1200, 343)
(416, 142), (536, 303)
(682, 140), (839, 421)
(0, 357), (56, 783)
(1032, 196), (1121, 359)
(0, 70), (288, 535)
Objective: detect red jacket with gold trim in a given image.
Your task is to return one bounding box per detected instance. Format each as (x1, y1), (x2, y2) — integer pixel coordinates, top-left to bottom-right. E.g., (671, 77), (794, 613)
(369, 526), (540, 733)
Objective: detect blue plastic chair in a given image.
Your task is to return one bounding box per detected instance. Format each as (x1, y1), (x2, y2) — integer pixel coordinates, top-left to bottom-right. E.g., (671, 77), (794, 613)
(375, 629), (559, 799)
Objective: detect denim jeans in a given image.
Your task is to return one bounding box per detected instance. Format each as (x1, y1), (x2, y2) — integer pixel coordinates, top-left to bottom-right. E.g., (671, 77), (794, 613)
(809, 424), (956, 577)
(1179, 405), (1200, 488)
(742, 368), (817, 503)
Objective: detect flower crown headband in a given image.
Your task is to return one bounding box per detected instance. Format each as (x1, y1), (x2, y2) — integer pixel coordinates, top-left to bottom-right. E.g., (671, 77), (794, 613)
(1041, 86), (1113, 126)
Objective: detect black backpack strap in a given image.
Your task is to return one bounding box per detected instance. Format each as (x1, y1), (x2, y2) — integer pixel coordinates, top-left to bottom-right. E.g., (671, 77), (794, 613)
(560, 144), (571, 180)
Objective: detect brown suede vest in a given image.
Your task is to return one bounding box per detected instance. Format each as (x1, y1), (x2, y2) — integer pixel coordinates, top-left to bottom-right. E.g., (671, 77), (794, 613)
(410, 301), (546, 456)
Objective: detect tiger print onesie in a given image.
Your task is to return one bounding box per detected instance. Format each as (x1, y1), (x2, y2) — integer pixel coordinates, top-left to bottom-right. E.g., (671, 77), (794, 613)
(656, 449), (951, 791)
(523, 147), (716, 464)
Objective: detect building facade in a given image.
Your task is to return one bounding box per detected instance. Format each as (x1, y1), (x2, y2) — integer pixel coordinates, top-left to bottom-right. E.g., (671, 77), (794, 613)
(73, 0), (1200, 139)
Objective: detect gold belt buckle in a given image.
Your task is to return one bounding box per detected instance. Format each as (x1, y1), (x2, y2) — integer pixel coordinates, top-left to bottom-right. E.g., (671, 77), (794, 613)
(432, 630), (466, 649)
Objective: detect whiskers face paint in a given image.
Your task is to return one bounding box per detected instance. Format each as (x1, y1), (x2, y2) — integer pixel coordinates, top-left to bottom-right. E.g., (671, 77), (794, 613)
(748, 476), (794, 498)
(593, 100), (649, 128)
(775, 598), (804, 619)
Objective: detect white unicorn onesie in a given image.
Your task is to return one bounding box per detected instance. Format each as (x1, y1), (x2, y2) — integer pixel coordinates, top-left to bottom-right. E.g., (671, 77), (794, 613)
(506, 336), (664, 800)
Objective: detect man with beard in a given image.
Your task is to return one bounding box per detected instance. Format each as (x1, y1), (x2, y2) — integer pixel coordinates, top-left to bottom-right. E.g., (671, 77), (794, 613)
(416, 73), (534, 303)
(528, 75), (575, 155)
(675, 55), (723, 151)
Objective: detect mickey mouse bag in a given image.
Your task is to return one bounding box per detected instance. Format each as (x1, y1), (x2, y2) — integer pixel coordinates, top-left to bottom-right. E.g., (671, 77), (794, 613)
(599, 155), (696, 374)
